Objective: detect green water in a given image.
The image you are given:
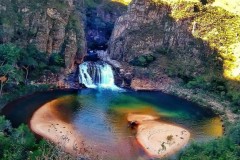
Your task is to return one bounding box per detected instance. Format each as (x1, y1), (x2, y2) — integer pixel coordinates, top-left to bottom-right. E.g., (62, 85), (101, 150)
(3, 89), (223, 159)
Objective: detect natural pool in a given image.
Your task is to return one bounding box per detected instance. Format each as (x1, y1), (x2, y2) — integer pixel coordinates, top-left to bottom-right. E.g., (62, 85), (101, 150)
(2, 89), (223, 159)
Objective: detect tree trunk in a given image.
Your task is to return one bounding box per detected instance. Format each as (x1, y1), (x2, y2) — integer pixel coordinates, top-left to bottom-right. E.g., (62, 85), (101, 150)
(23, 66), (29, 85)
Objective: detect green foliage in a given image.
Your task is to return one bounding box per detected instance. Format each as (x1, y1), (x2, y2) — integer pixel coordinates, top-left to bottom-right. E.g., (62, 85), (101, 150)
(149, 0), (240, 114)
(0, 116), (12, 134)
(165, 59), (198, 82)
(186, 76), (206, 89)
(185, 75), (240, 113)
(67, 14), (81, 33)
(0, 1), (18, 26)
(0, 116), (34, 160)
(130, 54), (156, 67)
(29, 139), (79, 160)
(0, 43), (52, 94)
(0, 115), (78, 160)
(189, 5), (240, 81)
(19, 45), (48, 82)
(180, 138), (240, 160)
(186, 76), (226, 92)
(181, 121), (240, 160)
(0, 43), (21, 65)
(227, 122), (240, 145)
(20, 45), (47, 67)
(226, 82), (240, 105)
(0, 64), (24, 82)
(0, 44), (24, 95)
(49, 53), (65, 67)
(12, 124), (36, 149)
(0, 42), (64, 96)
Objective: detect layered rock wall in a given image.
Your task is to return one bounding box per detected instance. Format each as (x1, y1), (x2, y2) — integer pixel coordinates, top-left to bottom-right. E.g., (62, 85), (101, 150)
(0, 0), (86, 74)
(109, 0), (210, 69)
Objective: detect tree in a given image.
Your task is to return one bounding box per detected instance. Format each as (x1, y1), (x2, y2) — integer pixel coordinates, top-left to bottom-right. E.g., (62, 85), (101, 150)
(0, 43), (21, 66)
(0, 64), (24, 95)
(18, 45), (47, 84)
(0, 44), (23, 95)
(227, 122), (240, 145)
(20, 57), (37, 84)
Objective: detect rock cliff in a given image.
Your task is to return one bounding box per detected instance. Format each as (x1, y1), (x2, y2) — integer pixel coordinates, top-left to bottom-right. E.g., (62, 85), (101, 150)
(109, 0), (209, 88)
(108, 0), (240, 87)
(85, 0), (127, 50)
(108, 0), (240, 110)
(0, 0), (86, 74)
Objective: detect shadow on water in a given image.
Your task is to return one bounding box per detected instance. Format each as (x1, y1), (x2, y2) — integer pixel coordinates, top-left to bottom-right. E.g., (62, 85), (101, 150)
(1, 89), (223, 159)
(1, 89), (78, 127)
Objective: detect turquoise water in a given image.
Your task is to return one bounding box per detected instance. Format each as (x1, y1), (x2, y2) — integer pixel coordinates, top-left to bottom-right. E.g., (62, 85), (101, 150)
(2, 89), (223, 159)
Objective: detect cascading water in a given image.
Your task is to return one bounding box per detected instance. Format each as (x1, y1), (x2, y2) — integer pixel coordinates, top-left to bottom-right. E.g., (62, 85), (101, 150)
(79, 61), (120, 90)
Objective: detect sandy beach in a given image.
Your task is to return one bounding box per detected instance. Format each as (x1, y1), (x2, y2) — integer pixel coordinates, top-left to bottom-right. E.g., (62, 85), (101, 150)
(128, 114), (190, 158)
(30, 97), (190, 159)
(30, 98), (90, 157)
(127, 113), (158, 122)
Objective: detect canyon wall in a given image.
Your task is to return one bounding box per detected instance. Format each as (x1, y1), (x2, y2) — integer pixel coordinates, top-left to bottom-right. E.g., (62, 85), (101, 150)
(108, 0), (240, 87)
(108, 0), (240, 109)
(85, 0), (127, 50)
(109, 0), (212, 86)
(0, 0), (86, 74)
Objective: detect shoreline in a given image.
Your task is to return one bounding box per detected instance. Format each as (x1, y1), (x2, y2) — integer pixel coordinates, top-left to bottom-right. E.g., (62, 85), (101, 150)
(127, 114), (190, 159)
(2, 78), (236, 124)
(25, 88), (222, 159)
(30, 98), (92, 158)
(130, 78), (238, 123)
(30, 101), (192, 159)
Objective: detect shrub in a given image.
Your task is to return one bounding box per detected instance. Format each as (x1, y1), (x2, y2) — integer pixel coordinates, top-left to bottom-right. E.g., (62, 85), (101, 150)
(181, 120), (240, 160)
(227, 122), (240, 145)
(0, 116), (12, 134)
(180, 138), (240, 160)
(0, 116), (35, 160)
(130, 54), (156, 67)
(49, 53), (65, 67)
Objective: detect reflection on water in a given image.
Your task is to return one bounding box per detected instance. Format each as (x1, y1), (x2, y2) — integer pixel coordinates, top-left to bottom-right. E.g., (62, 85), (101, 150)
(3, 89), (223, 159)
(48, 89), (222, 159)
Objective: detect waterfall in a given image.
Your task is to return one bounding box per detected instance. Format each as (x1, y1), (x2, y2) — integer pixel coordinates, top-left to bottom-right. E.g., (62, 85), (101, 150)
(79, 61), (120, 90)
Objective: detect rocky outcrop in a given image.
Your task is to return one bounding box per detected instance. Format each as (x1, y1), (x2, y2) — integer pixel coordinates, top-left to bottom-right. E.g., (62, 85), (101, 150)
(85, 1), (127, 50)
(109, 0), (208, 65)
(109, 0), (240, 84)
(0, 0), (86, 74)
(108, 0), (240, 119)
(108, 0), (213, 84)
